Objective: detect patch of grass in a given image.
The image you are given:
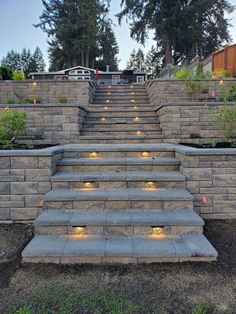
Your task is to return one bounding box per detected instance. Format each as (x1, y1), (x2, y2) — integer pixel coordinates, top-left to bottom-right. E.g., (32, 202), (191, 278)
(10, 286), (140, 314)
(192, 303), (214, 314)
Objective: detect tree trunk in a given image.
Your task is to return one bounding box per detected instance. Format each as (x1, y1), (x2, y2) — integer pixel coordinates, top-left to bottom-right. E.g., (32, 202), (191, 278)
(86, 49), (90, 68)
(81, 51), (85, 67)
(164, 36), (173, 66)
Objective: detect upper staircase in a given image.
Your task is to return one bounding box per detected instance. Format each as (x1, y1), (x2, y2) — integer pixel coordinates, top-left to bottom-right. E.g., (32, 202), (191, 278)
(22, 84), (217, 264)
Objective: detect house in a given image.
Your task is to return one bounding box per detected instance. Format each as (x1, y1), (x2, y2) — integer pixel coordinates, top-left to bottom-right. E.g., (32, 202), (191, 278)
(30, 66), (147, 84)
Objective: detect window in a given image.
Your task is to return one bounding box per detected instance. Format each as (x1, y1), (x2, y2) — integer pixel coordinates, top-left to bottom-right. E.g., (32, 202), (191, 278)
(137, 76), (145, 82)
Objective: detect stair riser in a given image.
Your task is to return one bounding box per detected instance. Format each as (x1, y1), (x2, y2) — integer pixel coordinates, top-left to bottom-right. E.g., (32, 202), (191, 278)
(94, 96), (149, 99)
(87, 108), (154, 112)
(93, 100), (150, 104)
(57, 164), (178, 172)
(87, 113), (156, 118)
(52, 181), (185, 190)
(45, 200), (193, 211)
(35, 225), (202, 236)
(81, 130), (162, 136)
(79, 139), (163, 144)
(62, 151), (174, 158)
(84, 123), (159, 128)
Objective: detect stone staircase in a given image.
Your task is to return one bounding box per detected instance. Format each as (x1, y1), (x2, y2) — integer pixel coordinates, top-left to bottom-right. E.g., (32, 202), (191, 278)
(79, 84), (163, 143)
(22, 85), (217, 264)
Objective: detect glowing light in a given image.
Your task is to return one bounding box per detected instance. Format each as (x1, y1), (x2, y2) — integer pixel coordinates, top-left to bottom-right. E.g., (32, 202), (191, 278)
(134, 117), (140, 121)
(219, 80), (224, 86)
(73, 226), (85, 235)
(32, 82), (37, 88)
(130, 85), (134, 88)
(106, 100), (110, 103)
(152, 227), (164, 235)
(101, 117), (106, 121)
(89, 152), (98, 158)
(3, 107), (10, 113)
(145, 182), (156, 189)
(131, 92), (135, 95)
(131, 99), (136, 103)
(136, 131), (142, 136)
(141, 152), (150, 158)
(134, 106), (138, 110)
(83, 182), (94, 189)
(107, 92), (111, 95)
(108, 86), (111, 88)
(104, 106), (109, 110)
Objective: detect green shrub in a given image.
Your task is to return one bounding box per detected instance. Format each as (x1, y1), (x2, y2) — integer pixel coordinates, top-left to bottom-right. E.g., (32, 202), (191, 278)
(5, 98), (17, 105)
(33, 96), (43, 104)
(220, 84), (236, 102)
(192, 303), (214, 314)
(19, 97), (32, 104)
(12, 70), (25, 80)
(208, 104), (236, 140)
(212, 69), (229, 78)
(0, 65), (13, 80)
(0, 109), (26, 149)
(10, 305), (34, 314)
(58, 95), (68, 103)
(174, 68), (193, 79)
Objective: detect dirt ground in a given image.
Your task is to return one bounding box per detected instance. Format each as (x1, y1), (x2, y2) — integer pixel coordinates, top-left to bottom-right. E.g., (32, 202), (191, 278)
(0, 220), (236, 314)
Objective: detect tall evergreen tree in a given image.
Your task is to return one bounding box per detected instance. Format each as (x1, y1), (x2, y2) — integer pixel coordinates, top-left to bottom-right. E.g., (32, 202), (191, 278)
(35, 0), (111, 70)
(118, 0), (234, 66)
(127, 49), (146, 71)
(96, 20), (119, 71)
(1, 50), (21, 71)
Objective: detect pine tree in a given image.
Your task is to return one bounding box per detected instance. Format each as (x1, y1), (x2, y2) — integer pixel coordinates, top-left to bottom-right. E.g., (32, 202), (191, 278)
(96, 20), (119, 71)
(1, 50), (21, 71)
(127, 49), (145, 71)
(145, 46), (161, 79)
(118, 0), (234, 66)
(30, 47), (46, 72)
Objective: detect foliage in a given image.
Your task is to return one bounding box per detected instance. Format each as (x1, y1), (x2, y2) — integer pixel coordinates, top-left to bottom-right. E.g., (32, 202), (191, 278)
(36, 0), (112, 70)
(10, 286), (140, 314)
(26, 140), (34, 149)
(5, 98), (17, 105)
(174, 68), (193, 79)
(1, 47), (45, 78)
(219, 84), (236, 102)
(192, 303), (214, 314)
(58, 95), (68, 103)
(12, 70), (25, 80)
(212, 69), (229, 78)
(33, 96), (43, 104)
(117, 0), (233, 66)
(0, 65), (13, 80)
(127, 49), (146, 72)
(208, 104), (236, 140)
(19, 97), (32, 104)
(0, 109), (26, 149)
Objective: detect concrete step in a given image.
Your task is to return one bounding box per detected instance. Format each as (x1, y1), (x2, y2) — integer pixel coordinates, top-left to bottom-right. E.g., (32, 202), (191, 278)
(87, 112), (156, 118)
(34, 208), (203, 236)
(62, 144), (175, 158)
(86, 107), (155, 112)
(93, 95), (149, 100)
(57, 157), (179, 172)
(88, 103), (152, 108)
(93, 99), (150, 104)
(84, 120), (159, 126)
(22, 234), (218, 264)
(82, 123), (160, 130)
(51, 171), (186, 189)
(78, 135), (163, 144)
(44, 188), (193, 211)
(94, 92), (148, 97)
(81, 129), (162, 136)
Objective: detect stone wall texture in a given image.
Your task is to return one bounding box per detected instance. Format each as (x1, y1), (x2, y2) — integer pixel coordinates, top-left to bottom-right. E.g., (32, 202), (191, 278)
(0, 104), (87, 145)
(146, 79), (236, 105)
(0, 148), (62, 222)
(0, 80), (97, 104)
(157, 102), (236, 143)
(176, 147), (236, 219)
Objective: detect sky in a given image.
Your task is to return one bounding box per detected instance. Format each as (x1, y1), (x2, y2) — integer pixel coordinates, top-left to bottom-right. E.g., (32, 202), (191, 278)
(0, 0), (236, 70)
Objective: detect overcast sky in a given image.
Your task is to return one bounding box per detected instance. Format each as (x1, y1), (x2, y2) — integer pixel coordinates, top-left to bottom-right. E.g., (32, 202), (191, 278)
(0, 0), (236, 70)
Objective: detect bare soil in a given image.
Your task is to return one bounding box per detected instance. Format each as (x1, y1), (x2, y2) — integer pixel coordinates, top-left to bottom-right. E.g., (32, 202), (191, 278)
(0, 220), (236, 313)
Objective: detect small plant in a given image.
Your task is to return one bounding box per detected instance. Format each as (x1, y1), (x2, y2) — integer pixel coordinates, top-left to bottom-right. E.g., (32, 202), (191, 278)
(19, 97), (32, 104)
(33, 96), (43, 104)
(212, 69), (229, 78)
(208, 104), (236, 140)
(58, 95), (68, 103)
(26, 140), (34, 149)
(219, 84), (236, 102)
(174, 68), (193, 79)
(0, 108), (26, 149)
(5, 98), (17, 105)
(192, 303), (214, 314)
(12, 70), (25, 80)
(10, 305), (34, 314)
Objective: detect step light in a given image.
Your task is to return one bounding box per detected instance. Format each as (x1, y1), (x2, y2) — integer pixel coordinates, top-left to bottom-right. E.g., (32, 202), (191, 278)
(107, 92), (111, 95)
(131, 92), (135, 95)
(108, 85), (111, 88)
(73, 226), (85, 235)
(106, 100), (110, 103)
(131, 99), (136, 103)
(83, 182), (95, 189)
(32, 82), (37, 88)
(104, 106), (109, 110)
(134, 106), (138, 110)
(136, 131), (142, 136)
(134, 117), (140, 121)
(89, 152), (98, 158)
(152, 226), (164, 235)
(101, 117), (106, 121)
(219, 80), (224, 86)
(145, 182), (157, 189)
(141, 152), (150, 158)
(130, 85), (134, 88)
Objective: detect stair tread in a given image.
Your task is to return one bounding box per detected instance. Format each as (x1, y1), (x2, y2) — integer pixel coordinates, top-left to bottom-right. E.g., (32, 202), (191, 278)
(52, 171), (185, 182)
(79, 135), (163, 140)
(35, 208), (203, 226)
(44, 188), (193, 201)
(62, 143), (175, 151)
(22, 234), (217, 260)
(82, 127), (161, 131)
(58, 157), (179, 165)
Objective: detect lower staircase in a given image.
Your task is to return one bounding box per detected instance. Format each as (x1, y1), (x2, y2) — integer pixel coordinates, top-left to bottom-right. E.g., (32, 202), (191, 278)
(22, 85), (217, 264)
